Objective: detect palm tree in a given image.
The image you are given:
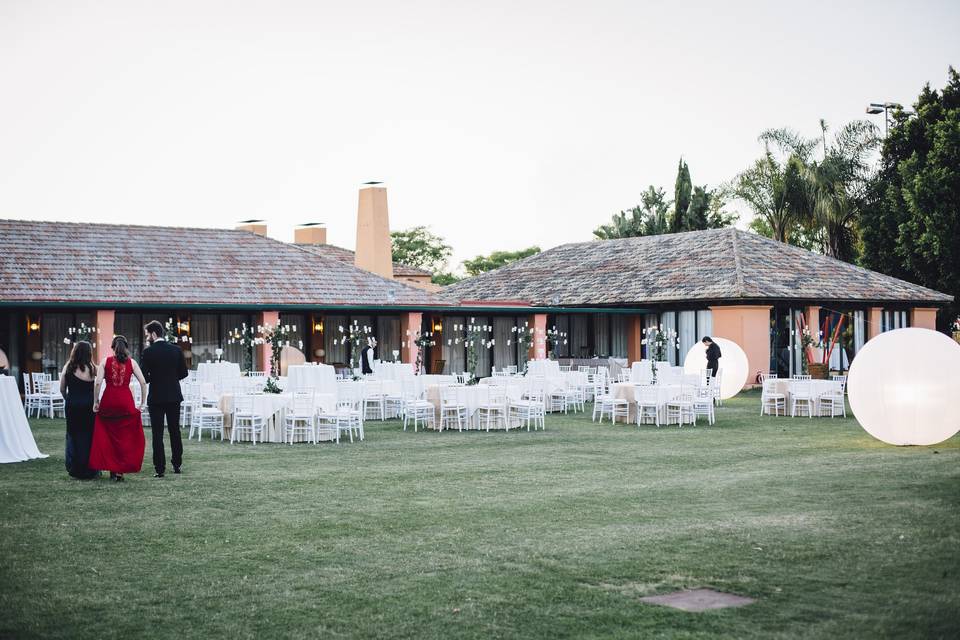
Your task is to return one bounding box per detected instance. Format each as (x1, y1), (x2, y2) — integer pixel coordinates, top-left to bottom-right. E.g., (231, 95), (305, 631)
(732, 150), (807, 243)
(741, 121), (879, 258)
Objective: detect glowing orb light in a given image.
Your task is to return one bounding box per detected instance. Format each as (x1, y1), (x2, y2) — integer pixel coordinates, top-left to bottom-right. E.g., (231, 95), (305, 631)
(848, 328), (960, 446)
(683, 337), (749, 399)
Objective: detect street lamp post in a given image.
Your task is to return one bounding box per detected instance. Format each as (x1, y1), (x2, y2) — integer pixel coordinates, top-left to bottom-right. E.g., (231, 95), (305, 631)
(865, 102), (902, 136)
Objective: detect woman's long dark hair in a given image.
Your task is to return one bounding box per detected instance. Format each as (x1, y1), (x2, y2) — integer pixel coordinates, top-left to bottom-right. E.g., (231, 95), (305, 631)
(112, 335), (130, 363)
(67, 341), (94, 377)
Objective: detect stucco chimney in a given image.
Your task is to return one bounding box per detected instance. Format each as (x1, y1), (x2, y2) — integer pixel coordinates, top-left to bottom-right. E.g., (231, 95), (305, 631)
(355, 182), (394, 279)
(237, 219), (267, 236)
(294, 222), (327, 245)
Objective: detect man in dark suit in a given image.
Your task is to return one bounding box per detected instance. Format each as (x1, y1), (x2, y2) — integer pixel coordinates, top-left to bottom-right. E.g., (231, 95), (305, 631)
(141, 320), (188, 478)
(702, 336), (722, 378)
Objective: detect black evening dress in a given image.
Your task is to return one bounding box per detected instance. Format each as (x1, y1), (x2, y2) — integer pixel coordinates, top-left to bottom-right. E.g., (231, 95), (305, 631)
(64, 373), (98, 479)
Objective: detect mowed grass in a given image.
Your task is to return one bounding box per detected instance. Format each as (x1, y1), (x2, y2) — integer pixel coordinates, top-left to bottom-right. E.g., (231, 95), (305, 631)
(1, 390), (958, 639)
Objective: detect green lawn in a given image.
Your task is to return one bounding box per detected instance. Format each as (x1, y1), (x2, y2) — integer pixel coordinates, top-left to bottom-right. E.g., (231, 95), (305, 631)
(1, 391), (958, 639)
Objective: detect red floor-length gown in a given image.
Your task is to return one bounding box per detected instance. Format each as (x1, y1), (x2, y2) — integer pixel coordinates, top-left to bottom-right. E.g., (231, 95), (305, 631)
(89, 356), (145, 474)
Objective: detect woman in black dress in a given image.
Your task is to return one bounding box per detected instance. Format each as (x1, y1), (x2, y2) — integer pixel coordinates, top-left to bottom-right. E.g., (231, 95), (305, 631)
(59, 341), (99, 479)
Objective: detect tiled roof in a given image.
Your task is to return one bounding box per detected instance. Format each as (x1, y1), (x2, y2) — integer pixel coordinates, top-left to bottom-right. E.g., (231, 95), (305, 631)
(295, 243), (431, 278)
(443, 228), (953, 306)
(0, 219), (441, 307)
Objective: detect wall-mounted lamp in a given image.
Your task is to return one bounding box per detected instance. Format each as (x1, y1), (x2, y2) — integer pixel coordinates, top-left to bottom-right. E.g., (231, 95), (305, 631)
(433, 321), (443, 332)
(28, 321), (40, 332)
(314, 322), (324, 333)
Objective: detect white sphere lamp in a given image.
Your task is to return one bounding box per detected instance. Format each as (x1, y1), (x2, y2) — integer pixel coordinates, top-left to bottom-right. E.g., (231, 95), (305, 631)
(683, 337), (749, 400)
(848, 328), (960, 446)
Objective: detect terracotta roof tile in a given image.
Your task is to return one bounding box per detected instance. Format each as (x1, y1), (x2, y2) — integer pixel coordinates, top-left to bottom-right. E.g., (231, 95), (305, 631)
(295, 243), (430, 277)
(0, 219), (440, 307)
(442, 228), (952, 306)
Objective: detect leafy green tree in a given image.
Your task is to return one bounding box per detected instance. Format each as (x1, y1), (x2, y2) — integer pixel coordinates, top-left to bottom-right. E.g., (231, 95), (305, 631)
(390, 226), (456, 285)
(593, 186), (672, 239)
(462, 247), (541, 277)
(861, 67), (960, 327)
(671, 158), (692, 232)
(684, 185), (710, 230)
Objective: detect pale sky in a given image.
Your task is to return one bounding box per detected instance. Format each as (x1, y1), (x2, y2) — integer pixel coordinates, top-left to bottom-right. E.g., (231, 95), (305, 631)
(1, 1), (957, 272)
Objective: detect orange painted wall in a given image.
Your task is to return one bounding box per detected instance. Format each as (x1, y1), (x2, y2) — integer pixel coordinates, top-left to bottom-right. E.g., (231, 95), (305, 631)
(528, 313), (547, 360)
(709, 305), (772, 382)
(626, 315), (643, 364)
(257, 310), (280, 374)
(95, 309), (115, 361)
(400, 311), (423, 366)
(910, 307), (938, 330)
(355, 186), (394, 280)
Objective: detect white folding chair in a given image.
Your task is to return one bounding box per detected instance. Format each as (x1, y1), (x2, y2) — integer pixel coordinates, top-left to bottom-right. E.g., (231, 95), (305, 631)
(284, 391), (317, 444)
(634, 385), (661, 427)
(665, 385), (696, 427)
(231, 394), (265, 444)
(477, 387), (508, 431)
(190, 398), (225, 440)
(440, 386), (468, 432)
(818, 380), (846, 418)
(509, 388), (545, 431)
(790, 380), (814, 418)
(760, 378), (786, 416)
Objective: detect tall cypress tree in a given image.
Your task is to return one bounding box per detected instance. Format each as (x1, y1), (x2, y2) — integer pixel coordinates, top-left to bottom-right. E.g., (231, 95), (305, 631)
(672, 158), (692, 232)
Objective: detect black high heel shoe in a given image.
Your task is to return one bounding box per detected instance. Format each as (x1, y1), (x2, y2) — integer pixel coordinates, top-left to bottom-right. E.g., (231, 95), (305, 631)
(110, 473), (124, 482)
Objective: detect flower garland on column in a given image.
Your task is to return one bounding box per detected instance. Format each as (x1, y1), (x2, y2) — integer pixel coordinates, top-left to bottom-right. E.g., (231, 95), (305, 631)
(464, 319), (492, 384)
(261, 323), (300, 393)
(409, 330), (435, 375)
(509, 321), (531, 373)
(642, 325), (677, 384)
(545, 325), (568, 360)
(226, 322), (262, 373)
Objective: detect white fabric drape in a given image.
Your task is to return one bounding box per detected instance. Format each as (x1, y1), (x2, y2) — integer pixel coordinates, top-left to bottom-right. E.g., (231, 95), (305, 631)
(325, 315), (348, 365)
(678, 311), (696, 362)
(696, 310), (713, 340)
(570, 315), (589, 358)
(493, 317), (515, 370)
(660, 311), (677, 365)
(377, 316), (401, 360)
(593, 314), (609, 357)
(0, 376), (48, 463)
(854, 311), (865, 352)
(610, 315), (627, 358)
(443, 316), (465, 374)
(191, 313), (219, 366)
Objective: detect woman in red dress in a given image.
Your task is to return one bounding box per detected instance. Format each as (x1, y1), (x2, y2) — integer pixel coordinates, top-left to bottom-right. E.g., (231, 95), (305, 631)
(90, 336), (148, 481)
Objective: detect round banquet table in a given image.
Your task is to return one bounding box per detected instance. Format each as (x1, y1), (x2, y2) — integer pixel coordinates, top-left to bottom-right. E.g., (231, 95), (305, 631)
(197, 362), (242, 386)
(610, 382), (685, 423)
(424, 384), (522, 429)
(372, 362), (415, 381)
(218, 392), (336, 442)
(0, 376), (48, 463)
(287, 364), (337, 395)
(773, 379), (841, 409)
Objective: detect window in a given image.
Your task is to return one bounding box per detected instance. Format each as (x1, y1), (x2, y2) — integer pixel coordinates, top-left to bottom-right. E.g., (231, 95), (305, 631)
(376, 316), (401, 361)
(493, 317), (516, 369)
(190, 314), (219, 367)
(610, 315), (627, 358)
(325, 315), (348, 365)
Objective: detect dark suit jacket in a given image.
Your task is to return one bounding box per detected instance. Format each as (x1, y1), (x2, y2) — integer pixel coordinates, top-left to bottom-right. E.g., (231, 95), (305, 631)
(141, 340), (188, 405)
(706, 342), (722, 364)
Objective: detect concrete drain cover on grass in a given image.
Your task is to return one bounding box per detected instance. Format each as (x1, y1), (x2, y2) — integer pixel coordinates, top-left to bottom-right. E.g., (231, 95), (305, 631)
(639, 588), (755, 612)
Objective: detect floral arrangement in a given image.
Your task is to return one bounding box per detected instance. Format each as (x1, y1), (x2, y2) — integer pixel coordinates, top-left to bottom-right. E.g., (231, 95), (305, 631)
(464, 319), (493, 384)
(642, 325), (677, 383)
(952, 316), (960, 333)
(545, 325), (568, 360)
(332, 320), (370, 371)
(63, 322), (98, 345)
(262, 323), (301, 378)
(226, 322), (263, 373)
(408, 330), (436, 374)
(509, 321), (531, 372)
(162, 318), (193, 345)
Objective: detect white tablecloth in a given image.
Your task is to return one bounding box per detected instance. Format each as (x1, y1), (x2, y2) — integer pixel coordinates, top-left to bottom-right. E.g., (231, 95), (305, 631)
(337, 380), (401, 402)
(287, 364), (337, 395)
(425, 384), (522, 427)
(611, 382), (685, 423)
(218, 392), (336, 442)
(373, 362), (415, 381)
(0, 376), (48, 463)
(630, 360), (675, 383)
(775, 379), (840, 405)
(527, 360), (561, 378)
(197, 362), (242, 386)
